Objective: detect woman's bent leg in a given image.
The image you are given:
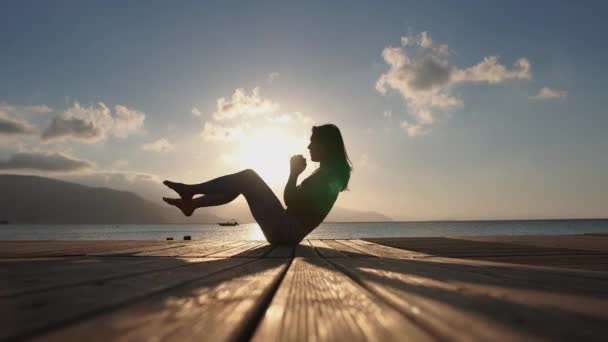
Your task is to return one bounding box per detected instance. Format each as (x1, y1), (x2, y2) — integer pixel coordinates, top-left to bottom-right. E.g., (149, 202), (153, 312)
(237, 170), (297, 244)
(192, 192), (240, 207)
(188, 170), (253, 196)
(171, 169), (297, 244)
(162, 193), (239, 217)
(165, 170), (252, 200)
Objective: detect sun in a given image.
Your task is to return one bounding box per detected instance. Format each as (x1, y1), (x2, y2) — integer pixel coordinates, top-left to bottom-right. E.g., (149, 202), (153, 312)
(237, 127), (308, 186)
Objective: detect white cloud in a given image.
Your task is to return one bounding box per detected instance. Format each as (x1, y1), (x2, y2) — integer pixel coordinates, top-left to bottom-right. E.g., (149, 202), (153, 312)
(377, 31), (531, 136)
(402, 31), (449, 57)
(26, 105), (53, 113)
(0, 151), (93, 172)
(213, 87), (279, 120)
(0, 102), (52, 114)
(111, 159), (129, 169)
(201, 122), (246, 142)
(191, 107), (202, 116)
(529, 86), (567, 100)
(400, 120), (428, 137)
(42, 102), (113, 142)
(453, 56), (530, 84)
(267, 72), (280, 84)
(265, 113), (292, 123)
(42, 102), (145, 142)
(0, 110), (37, 136)
(202, 86), (314, 150)
(141, 138), (174, 152)
(112, 105), (145, 138)
(293, 112), (314, 124)
(265, 111), (314, 125)
(0, 102), (52, 137)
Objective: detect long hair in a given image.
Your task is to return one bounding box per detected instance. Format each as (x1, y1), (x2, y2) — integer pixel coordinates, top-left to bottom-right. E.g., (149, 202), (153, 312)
(312, 124), (352, 191)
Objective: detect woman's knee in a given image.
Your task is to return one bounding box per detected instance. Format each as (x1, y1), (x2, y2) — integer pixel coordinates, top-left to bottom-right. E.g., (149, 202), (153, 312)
(240, 169), (262, 183)
(241, 168), (257, 177)
(236, 169), (268, 196)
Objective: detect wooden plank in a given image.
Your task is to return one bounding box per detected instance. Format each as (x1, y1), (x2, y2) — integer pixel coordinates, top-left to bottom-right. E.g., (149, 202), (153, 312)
(323, 240), (377, 258)
(342, 257), (608, 317)
(180, 240), (253, 257)
(428, 256), (608, 284)
(309, 239), (348, 258)
(468, 254), (608, 271)
(0, 257), (90, 278)
(0, 257), (214, 297)
(252, 257), (433, 341)
(265, 244), (294, 258)
(129, 240), (220, 257)
(351, 240), (608, 282)
(347, 239), (429, 259)
(205, 240), (267, 258)
(335, 239), (381, 256)
(294, 240), (318, 257)
(77, 241), (180, 256)
(458, 234), (608, 253)
(0, 241), (168, 258)
(365, 237), (604, 258)
(0, 241), (140, 255)
(135, 240), (245, 257)
(330, 257), (608, 341)
(230, 241), (273, 258)
(88, 241), (194, 256)
(0, 256), (70, 264)
(0, 257), (254, 341)
(34, 259), (290, 342)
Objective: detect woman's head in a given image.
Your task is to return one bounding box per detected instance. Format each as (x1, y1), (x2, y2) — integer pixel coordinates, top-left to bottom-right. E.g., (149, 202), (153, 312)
(308, 124), (352, 191)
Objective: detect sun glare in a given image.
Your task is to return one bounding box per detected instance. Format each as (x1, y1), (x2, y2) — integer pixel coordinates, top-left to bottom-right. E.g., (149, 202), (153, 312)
(237, 127), (308, 186)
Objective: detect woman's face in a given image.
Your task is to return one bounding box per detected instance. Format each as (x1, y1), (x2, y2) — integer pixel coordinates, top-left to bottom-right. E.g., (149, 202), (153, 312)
(307, 134), (323, 162)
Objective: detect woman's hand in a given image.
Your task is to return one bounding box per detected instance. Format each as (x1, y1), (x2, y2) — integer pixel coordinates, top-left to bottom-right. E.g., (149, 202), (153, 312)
(290, 154), (307, 176)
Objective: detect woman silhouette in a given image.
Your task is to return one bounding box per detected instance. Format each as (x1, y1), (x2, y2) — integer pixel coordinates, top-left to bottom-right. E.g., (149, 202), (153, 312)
(163, 124), (352, 245)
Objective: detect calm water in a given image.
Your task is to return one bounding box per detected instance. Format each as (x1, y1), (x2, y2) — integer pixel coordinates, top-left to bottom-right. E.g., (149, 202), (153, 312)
(1, 219), (607, 240)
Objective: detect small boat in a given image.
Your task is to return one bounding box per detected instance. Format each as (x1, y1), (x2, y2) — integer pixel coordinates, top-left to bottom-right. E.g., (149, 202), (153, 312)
(218, 219), (239, 226)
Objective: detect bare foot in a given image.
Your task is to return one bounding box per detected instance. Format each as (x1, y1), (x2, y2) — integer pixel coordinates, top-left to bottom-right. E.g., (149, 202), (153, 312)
(163, 180), (194, 200)
(163, 197), (195, 217)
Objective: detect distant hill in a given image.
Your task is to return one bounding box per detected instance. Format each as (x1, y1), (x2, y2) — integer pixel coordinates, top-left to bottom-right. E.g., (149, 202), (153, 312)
(0, 175), (222, 224)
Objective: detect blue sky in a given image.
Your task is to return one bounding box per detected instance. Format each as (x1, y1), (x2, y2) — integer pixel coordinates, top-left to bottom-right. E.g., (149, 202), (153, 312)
(1, 1), (607, 220)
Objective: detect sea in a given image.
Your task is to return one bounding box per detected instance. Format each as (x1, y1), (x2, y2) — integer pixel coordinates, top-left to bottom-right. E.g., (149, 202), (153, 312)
(1, 219), (607, 240)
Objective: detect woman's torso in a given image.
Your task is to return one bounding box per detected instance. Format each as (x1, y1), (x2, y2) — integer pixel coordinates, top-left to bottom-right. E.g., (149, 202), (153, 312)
(286, 167), (341, 234)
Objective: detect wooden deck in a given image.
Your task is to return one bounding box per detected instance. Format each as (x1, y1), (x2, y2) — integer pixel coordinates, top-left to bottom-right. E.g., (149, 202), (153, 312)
(1, 234), (608, 341)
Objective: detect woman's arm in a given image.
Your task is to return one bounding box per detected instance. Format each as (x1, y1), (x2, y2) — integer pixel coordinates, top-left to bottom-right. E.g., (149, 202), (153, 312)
(284, 155), (306, 207)
(284, 172), (299, 207)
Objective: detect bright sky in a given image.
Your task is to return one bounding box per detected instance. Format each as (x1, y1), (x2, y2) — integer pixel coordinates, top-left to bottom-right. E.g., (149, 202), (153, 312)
(1, 1), (607, 220)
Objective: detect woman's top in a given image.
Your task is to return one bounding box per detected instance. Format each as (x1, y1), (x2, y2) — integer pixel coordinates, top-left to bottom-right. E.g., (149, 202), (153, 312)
(286, 167), (342, 233)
